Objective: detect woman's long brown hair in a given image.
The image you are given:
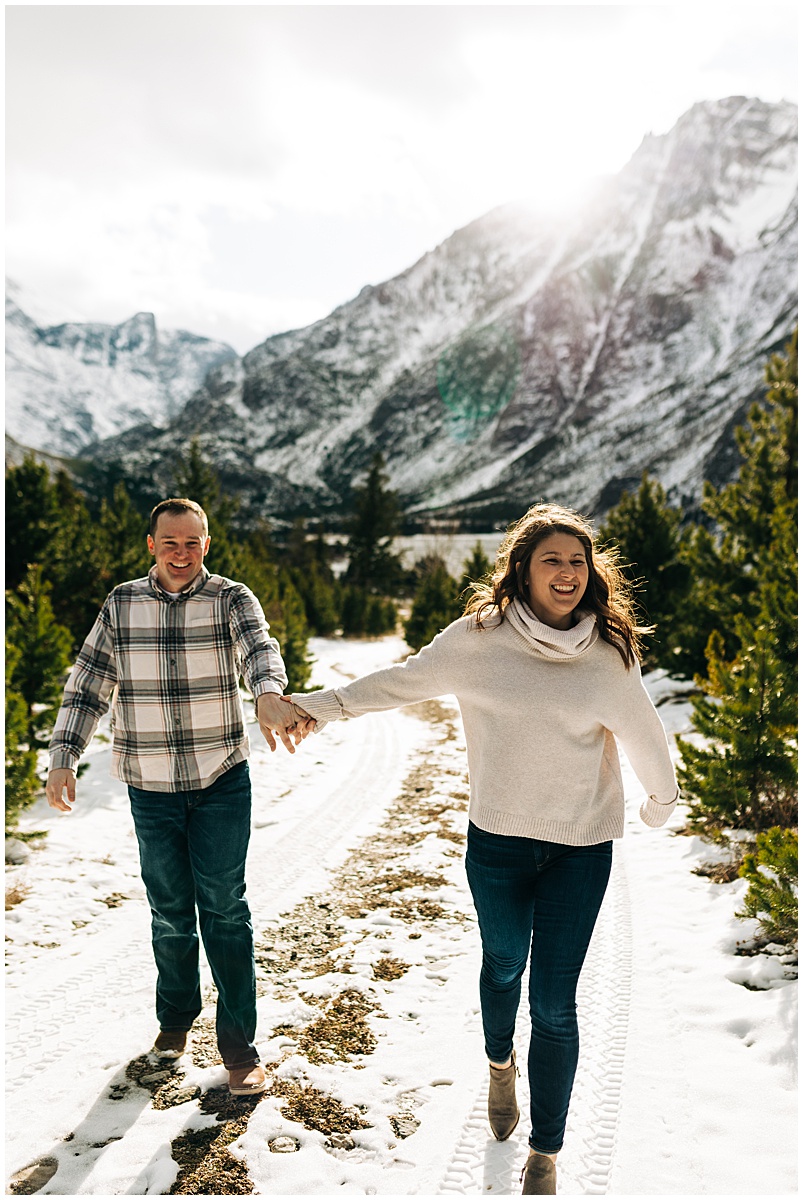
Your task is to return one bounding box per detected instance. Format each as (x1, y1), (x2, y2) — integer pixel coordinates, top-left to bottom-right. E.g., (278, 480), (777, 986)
(463, 502), (651, 668)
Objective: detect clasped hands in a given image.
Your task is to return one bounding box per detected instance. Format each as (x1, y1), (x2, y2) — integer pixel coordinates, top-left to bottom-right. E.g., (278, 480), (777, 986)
(256, 692), (315, 754)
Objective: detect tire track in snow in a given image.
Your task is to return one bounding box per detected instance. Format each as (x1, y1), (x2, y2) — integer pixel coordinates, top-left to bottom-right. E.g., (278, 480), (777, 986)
(438, 843), (633, 1195)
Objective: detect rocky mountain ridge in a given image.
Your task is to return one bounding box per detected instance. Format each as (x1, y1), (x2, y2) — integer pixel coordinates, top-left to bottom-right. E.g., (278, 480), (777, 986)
(4, 286), (236, 457)
(9, 96), (798, 524)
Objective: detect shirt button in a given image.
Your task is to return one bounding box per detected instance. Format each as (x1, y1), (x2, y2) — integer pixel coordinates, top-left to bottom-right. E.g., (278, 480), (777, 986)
(175, 718), (181, 726)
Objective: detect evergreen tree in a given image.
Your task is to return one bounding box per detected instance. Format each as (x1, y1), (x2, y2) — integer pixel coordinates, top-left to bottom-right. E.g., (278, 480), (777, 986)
(5, 455), (61, 592)
(677, 620), (797, 835)
(45, 476), (107, 649)
(404, 557), (462, 652)
(669, 330), (798, 676)
(676, 333), (798, 837)
(343, 454), (404, 594)
(340, 585), (368, 636)
(284, 519), (341, 636)
(93, 482), (150, 594)
(6, 566), (74, 744)
(597, 474), (689, 668)
(459, 541), (494, 600)
(271, 572), (313, 693)
(364, 595), (398, 637)
(5, 638), (40, 831)
(737, 827), (798, 946)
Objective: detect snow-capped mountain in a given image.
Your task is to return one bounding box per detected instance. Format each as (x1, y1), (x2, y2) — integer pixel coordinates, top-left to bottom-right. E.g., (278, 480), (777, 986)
(4, 285), (237, 456)
(17, 96), (799, 521)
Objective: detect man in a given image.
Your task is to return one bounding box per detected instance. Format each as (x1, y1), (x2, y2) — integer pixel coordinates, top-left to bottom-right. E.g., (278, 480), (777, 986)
(47, 497), (303, 1095)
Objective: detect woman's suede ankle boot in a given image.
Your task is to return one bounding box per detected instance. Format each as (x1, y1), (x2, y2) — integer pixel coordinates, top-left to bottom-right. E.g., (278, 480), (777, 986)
(520, 1149), (557, 1195)
(488, 1048), (519, 1140)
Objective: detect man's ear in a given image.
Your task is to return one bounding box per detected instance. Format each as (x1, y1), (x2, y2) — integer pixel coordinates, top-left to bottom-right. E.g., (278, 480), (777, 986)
(147, 535), (156, 555)
(203, 536), (211, 557)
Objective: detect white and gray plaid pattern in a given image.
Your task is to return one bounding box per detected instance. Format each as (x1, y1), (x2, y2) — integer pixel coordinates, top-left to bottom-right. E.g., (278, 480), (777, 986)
(49, 566), (287, 791)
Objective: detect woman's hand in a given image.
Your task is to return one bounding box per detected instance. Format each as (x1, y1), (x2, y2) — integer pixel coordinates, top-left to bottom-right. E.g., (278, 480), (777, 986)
(279, 695), (317, 737)
(257, 693), (309, 753)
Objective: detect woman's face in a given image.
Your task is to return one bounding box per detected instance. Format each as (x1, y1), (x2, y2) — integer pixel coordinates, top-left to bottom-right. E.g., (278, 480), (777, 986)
(524, 532), (589, 630)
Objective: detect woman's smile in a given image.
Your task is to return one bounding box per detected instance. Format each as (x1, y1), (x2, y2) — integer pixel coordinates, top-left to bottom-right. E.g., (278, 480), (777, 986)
(526, 533), (589, 629)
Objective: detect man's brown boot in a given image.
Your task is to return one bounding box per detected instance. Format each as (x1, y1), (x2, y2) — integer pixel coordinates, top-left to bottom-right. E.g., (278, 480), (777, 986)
(488, 1049), (519, 1140)
(228, 1063), (266, 1096)
(520, 1150), (557, 1195)
(152, 1030), (188, 1058)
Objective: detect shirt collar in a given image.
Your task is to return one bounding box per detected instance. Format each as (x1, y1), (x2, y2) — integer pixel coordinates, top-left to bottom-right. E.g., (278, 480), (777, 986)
(148, 564), (210, 600)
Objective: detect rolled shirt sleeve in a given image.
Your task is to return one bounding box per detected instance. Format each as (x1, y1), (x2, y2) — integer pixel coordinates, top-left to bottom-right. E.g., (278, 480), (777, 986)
(229, 586), (288, 700)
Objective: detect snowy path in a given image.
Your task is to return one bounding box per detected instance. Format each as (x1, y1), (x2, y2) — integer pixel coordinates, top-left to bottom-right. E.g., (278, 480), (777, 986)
(5, 637), (797, 1196)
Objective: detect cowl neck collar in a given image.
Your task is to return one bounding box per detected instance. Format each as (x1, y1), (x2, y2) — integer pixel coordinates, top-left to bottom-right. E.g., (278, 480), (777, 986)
(505, 595), (598, 659)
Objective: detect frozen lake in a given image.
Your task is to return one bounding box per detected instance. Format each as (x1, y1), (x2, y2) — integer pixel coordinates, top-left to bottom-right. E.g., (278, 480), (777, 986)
(330, 531), (505, 579)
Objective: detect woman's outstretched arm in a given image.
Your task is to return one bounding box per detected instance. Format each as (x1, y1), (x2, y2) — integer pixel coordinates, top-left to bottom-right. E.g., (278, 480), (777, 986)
(290, 624), (457, 730)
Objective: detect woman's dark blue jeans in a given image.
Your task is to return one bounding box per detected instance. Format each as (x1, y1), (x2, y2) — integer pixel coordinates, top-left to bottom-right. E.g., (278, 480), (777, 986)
(128, 761), (258, 1070)
(465, 821), (612, 1155)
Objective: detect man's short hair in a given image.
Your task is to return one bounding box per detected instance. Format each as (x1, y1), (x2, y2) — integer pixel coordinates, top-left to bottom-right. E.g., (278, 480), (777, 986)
(149, 498), (209, 537)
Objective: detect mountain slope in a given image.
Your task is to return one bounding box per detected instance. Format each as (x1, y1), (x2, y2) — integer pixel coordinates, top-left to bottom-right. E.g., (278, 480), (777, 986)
(22, 96), (801, 521)
(4, 286), (237, 457)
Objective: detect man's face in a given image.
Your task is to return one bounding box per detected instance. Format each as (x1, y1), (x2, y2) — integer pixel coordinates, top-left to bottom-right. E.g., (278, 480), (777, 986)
(147, 511), (211, 592)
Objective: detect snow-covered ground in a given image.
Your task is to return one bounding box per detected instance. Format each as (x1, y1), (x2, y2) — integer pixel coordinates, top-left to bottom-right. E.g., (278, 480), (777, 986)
(5, 635), (798, 1196)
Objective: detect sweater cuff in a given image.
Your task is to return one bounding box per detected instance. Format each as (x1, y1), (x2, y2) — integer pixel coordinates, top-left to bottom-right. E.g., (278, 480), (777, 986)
(639, 791), (679, 828)
(290, 689), (344, 730)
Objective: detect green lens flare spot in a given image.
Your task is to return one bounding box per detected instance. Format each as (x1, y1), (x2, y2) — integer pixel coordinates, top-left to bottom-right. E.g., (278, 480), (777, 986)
(437, 324), (520, 442)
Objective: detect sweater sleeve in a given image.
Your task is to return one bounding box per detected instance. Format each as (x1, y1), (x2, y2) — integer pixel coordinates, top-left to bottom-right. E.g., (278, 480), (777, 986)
(601, 663), (679, 828)
(291, 625), (455, 731)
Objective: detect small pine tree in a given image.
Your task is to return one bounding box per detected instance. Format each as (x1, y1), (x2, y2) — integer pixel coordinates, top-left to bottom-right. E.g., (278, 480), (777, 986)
(459, 541), (494, 599)
(343, 454), (404, 593)
(677, 616), (797, 835)
(5, 455), (62, 592)
(669, 330), (797, 676)
(272, 572), (313, 693)
(597, 473), (689, 669)
(93, 482), (150, 593)
(404, 558), (462, 652)
(46, 471), (107, 648)
(6, 565), (74, 743)
(284, 519), (341, 635)
(676, 334), (798, 837)
(364, 595), (398, 636)
(737, 828), (798, 946)
(5, 638), (40, 832)
(340, 585), (367, 636)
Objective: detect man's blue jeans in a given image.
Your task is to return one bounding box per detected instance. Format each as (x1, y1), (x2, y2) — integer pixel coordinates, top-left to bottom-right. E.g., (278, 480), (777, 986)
(128, 761), (258, 1070)
(465, 821), (612, 1155)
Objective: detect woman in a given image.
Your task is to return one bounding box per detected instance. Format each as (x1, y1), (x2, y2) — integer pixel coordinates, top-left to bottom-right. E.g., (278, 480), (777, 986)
(287, 503), (678, 1195)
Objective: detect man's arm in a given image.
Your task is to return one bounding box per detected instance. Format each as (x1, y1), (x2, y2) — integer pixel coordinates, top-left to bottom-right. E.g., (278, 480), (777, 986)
(47, 602), (118, 812)
(229, 585), (306, 753)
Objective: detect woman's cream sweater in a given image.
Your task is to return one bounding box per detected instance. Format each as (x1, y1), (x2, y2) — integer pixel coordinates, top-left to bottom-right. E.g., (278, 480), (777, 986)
(292, 608), (679, 846)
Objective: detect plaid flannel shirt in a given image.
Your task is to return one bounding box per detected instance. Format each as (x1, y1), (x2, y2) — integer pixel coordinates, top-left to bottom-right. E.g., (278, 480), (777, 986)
(49, 565), (288, 791)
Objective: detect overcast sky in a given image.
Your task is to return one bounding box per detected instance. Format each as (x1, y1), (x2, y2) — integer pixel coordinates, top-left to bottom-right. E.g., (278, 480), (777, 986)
(5, 4), (798, 354)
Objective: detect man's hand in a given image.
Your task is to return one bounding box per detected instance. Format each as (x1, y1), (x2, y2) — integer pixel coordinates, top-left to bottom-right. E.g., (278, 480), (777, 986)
(257, 693), (308, 754)
(280, 696), (317, 737)
(46, 768), (77, 812)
